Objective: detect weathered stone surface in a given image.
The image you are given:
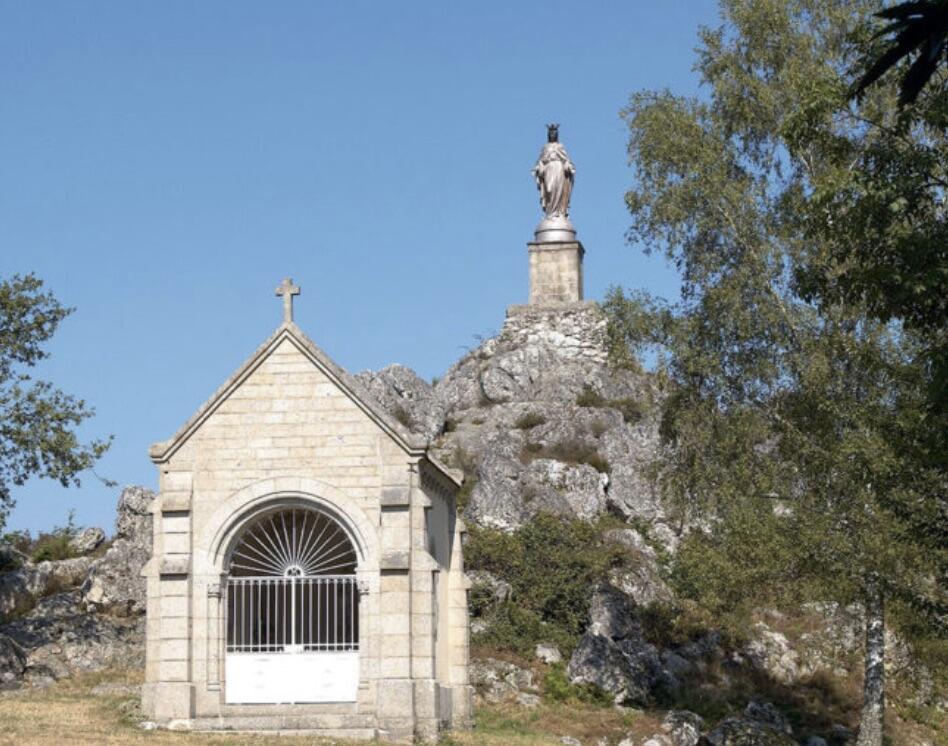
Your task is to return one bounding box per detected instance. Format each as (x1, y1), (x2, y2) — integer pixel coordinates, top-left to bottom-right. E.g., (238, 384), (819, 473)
(703, 701), (795, 746)
(437, 306), (665, 530)
(535, 643), (562, 665)
(113, 486), (155, 544)
(661, 710), (704, 746)
(69, 527), (105, 556)
(516, 691), (540, 708)
(704, 716), (797, 746)
(526, 459), (608, 519)
(568, 632), (653, 705)
(0, 634), (25, 689)
(0, 557), (94, 623)
(567, 585), (672, 706)
(743, 700), (792, 735)
(82, 486), (156, 617)
(605, 530), (672, 607)
(469, 657), (536, 703)
(1, 590), (143, 687)
(0, 565), (48, 622)
(357, 303), (671, 539)
(737, 622), (808, 684)
(356, 364), (443, 440)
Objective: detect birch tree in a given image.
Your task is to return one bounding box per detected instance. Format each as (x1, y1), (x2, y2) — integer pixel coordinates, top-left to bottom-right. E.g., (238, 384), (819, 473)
(615, 2), (947, 742)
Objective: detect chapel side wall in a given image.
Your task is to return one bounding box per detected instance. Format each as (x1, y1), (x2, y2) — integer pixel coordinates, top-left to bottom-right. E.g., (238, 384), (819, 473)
(150, 338), (418, 724)
(419, 470), (472, 729)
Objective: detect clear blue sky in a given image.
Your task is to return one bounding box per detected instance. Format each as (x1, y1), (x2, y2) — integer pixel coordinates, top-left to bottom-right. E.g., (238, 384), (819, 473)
(0, 1), (718, 534)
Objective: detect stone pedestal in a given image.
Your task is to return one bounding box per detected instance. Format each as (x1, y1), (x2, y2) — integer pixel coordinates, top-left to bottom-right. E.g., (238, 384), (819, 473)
(528, 241), (584, 305)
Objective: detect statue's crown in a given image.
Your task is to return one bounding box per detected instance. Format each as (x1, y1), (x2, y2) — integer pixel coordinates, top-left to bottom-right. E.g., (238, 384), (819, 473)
(546, 123), (560, 142)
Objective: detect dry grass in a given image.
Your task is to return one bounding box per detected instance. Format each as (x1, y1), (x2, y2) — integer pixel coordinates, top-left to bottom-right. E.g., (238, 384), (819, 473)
(1, 665), (941, 746)
(0, 669), (359, 746)
(0, 669), (659, 746)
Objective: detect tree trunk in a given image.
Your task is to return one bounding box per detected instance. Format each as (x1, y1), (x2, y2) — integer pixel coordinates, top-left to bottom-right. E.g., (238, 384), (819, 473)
(856, 584), (885, 746)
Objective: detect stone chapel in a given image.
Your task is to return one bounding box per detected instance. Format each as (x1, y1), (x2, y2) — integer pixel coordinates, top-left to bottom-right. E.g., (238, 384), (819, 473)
(142, 125), (585, 741)
(141, 279), (472, 740)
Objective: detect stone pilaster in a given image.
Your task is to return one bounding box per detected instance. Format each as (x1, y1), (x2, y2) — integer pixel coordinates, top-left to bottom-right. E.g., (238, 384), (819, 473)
(152, 470), (194, 722)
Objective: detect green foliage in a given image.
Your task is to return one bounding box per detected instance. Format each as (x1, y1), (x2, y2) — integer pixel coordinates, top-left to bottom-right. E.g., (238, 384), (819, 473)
(542, 662), (613, 706)
(30, 510), (79, 563)
(513, 411), (547, 430)
(602, 287), (672, 372)
(575, 383), (648, 426)
(0, 274), (112, 529)
(620, 1), (948, 736)
(466, 514), (629, 654)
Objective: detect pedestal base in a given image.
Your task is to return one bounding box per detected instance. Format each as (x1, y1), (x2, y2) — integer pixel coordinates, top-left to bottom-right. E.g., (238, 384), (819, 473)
(528, 241), (584, 305)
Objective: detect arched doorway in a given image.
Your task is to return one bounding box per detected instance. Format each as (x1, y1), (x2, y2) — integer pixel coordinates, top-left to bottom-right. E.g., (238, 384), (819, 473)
(223, 506), (360, 704)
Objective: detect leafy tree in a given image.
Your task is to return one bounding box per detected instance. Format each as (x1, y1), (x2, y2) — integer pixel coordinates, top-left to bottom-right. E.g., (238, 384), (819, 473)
(854, 0), (948, 105)
(0, 274), (111, 529)
(613, 2), (947, 743)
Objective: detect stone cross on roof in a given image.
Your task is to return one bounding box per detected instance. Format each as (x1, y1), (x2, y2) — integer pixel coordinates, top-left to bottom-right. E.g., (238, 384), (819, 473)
(275, 277), (300, 323)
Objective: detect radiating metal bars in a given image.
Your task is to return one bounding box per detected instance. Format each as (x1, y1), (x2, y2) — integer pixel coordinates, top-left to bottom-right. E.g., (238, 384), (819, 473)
(226, 575), (359, 653)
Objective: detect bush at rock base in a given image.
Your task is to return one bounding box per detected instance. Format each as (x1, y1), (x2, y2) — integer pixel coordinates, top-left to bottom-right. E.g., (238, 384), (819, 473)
(543, 662), (613, 706)
(466, 513), (631, 655)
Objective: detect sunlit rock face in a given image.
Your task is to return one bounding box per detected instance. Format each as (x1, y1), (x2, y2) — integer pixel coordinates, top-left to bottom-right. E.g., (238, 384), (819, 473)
(359, 302), (675, 540)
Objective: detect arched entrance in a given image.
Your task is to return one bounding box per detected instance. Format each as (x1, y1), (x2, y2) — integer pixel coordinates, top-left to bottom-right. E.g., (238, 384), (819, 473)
(223, 506), (360, 704)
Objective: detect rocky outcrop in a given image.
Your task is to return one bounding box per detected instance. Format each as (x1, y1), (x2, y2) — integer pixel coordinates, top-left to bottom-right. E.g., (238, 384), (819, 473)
(0, 486), (154, 688)
(638, 710), (704, 746)
(0, 634), (25, 689)
(604, 528), (673, 606)
(566, 585), (673, 705)
(81, 486), (155, 616)
(469, 657), (537, 704)
(0, 557), (95, 622)
(0, 590), (143, 687)
(69, 527), (105, 556)
(704, 701), (796, 746)
(415, 304), (671, 535)
(355, 364), (443, 440)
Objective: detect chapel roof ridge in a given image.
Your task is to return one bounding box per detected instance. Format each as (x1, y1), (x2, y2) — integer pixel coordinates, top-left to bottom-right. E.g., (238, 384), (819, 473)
(149, 319), (458, 486)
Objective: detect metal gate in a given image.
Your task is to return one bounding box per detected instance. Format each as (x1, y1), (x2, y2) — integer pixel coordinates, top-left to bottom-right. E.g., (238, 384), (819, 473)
(224, 508), (360, 704)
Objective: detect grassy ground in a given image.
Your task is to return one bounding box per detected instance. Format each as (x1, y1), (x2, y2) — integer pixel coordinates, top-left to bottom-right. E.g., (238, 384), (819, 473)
(0, 666), (942, 745)
(0, 669), (662, 746)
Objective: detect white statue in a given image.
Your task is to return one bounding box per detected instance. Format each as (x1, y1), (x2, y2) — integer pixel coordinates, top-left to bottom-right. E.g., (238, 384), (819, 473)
(532, 123), (575, 219)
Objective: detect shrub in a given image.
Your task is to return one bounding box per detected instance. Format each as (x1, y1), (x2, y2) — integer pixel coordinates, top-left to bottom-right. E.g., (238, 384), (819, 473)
(589, 419), (609, 438)
(456, 475), (477, 512)
(514, 411), (547, 430)
(576, 385), (606, 408)
(543, 663), (613, 706)
(465, 515), (628, 654)
(392, 405), (413, 429)
(30, 511), (79, 563)
(538, 439), (611, 474)
(576, 384), (646, 425)
(611, 397), (644, 425)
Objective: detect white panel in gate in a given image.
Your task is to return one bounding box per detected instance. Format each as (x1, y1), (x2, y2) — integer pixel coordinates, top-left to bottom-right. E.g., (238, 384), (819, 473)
(225, 651), (359, 704)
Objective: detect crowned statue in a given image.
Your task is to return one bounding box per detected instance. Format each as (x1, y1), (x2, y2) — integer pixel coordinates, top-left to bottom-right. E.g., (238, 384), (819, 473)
(532, 124), (576, 241)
